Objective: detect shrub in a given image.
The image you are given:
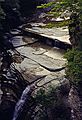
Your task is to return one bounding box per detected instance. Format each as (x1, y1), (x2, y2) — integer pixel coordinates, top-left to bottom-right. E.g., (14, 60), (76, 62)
(64, 48), (82, 85)
(35, 85), (71, 120)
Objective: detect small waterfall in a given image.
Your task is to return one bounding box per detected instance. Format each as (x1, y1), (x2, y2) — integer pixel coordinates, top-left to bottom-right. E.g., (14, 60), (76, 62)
(12, 86), (31, 120)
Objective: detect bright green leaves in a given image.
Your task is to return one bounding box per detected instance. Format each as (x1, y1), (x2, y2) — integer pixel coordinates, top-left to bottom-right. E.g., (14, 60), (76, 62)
(37, 0), (82, 18)
(37, 2), (55, 9)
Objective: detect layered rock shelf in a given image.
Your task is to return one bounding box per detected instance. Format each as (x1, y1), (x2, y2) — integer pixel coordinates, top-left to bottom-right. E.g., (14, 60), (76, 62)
(22, 23), (72, 50)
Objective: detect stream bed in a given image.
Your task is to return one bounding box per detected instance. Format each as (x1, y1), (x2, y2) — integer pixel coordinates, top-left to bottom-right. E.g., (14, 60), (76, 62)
(11, 33), (66, 87)
(0, 25), (69, 120)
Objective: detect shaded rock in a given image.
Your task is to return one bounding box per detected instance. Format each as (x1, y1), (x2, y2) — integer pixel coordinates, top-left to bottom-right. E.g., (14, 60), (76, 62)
(68, 86), (82, 120)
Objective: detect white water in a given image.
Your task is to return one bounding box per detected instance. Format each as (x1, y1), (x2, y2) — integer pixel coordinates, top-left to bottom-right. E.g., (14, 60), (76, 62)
(12, 86), (30, 120)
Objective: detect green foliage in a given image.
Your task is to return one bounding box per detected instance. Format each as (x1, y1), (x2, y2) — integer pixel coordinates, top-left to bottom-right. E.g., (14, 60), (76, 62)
(37, 0), (82, 20)
(42, 20), (70, 28)
(36, 86), (57, 107)
(37, 2), (55, 9)
(35, 87), (57, 120)
(35, 85), (70, 120)
(38, 0), (82, 12)
(64, 48), (82, 85)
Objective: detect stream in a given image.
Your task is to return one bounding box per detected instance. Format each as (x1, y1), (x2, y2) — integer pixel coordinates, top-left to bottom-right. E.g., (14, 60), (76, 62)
(12, 86), (32, 120)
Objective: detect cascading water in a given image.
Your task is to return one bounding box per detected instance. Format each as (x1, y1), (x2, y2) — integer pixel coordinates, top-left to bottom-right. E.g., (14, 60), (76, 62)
(12, 86), (32, 120)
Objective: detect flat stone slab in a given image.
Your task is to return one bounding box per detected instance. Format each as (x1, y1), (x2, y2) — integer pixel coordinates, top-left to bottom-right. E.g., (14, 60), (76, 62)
(10, 36), (27, 47)
(16, 46), (66, 69)
(14, 41), (66, 85)
(24, 23), (71, 45)
(11, 36), (38, 47)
